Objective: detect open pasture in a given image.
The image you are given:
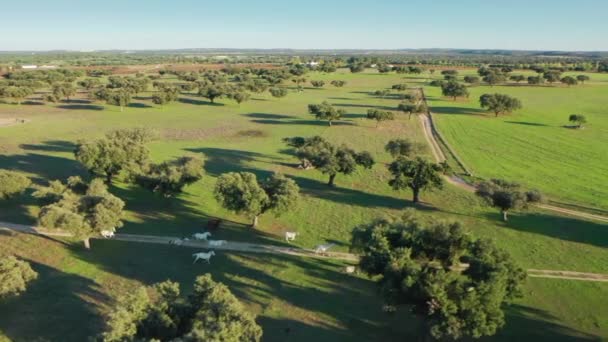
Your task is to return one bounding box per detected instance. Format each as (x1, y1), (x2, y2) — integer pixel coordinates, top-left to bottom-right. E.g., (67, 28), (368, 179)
(1, 68), (607, 340)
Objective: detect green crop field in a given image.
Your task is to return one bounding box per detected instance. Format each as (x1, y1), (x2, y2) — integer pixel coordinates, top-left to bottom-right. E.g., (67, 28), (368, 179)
(423, 71), (608, 210)
(1, 69), (607, 341)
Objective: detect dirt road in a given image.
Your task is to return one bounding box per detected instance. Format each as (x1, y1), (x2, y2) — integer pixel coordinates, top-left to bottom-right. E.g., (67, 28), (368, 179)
(2, 221), (607, 282)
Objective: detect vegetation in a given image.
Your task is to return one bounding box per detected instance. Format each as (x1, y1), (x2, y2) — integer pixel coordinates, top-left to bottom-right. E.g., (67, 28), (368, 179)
(479, 94), (523, 116)
(352, 211), (526, 340)
(214, 172), (299, 227)
(102, 274), (262, 342)
(568, 114), (587, 128)
(441, 81), (469, 100)
(75, 128), (153, 183)
(0, 170), (31, 199)
(0, 256), (38, 299)
(366, 109), (394, 127)
(476, 179), (542, 221)
(135, 155), (204, 197)
(308, 101), (345, 126)
(34, 177), (125, 248)
(387, 157), (443, 203)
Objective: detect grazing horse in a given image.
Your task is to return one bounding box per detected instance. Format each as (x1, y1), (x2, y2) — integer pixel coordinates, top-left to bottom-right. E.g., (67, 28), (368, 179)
(314, 243), (335, 255)
(285, 232), (297, 242)
(193, 232), (212, 240)
(100, 230), (115, 238)
(208, 240), (227, 247)
(192, 251), (216, 263)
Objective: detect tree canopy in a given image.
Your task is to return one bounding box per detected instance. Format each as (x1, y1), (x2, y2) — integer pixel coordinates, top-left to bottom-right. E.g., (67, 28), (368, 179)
(387, 157), (443, 203)
(441, 81), (469, 100)
(135, 155), (204, 197)
(286, 136), (374, 186)
(351, 211), (526, 340)
(366, 109), (395, 127)
(0, 256), (38, 299)
(34, 177), (125, 248)
(475, 179), (542, 221)
(568, 114), (587, 128)
(479, 94), (522, 116)
(308, 101), (346, 126)
(385, 139), (422, 158)
(102, 274), (262, 342)
(214, 172), (299, 227)
(75, 128), (154, 183)
(0, 170), (31, 199)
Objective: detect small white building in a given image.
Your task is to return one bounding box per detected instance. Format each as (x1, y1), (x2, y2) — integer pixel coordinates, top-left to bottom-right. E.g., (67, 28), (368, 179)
(307, 61), (319, 67)
(21, 65), (38, 69)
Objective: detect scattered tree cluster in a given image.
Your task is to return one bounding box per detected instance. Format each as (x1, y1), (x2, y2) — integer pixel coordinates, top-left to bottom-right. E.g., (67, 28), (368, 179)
(102, 275), (262, 342)
(214, 172), (299, 227)
(284, 136), (374, 186)
(351, 210), (526, 340)
(34, 177), (125, 248)
(476, 179), (543, 221)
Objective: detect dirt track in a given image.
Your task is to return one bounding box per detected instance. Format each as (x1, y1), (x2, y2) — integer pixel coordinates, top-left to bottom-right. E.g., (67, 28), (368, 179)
(2, 221), (607, 282)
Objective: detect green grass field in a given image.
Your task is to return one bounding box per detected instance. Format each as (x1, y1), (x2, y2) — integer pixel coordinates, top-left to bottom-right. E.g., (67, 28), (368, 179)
(1, 69), (607, 341)
(423, 71), (608, 210)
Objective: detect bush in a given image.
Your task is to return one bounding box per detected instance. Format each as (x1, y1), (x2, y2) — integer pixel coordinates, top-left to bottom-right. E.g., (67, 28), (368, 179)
(0, 170), (31, 199)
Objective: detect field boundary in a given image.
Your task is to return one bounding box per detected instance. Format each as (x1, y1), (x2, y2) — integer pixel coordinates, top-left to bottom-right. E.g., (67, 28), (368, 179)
(419, 87), (473, 176)
(3, 221), (608, 282)
(418, 88), (608, 223)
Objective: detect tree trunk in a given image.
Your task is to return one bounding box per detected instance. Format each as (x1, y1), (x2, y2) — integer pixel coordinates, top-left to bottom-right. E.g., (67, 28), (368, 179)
(106, 173), (113, 184)
(328, 173), (337, 186)
(328, 120), (332, 126)
(83, 238), (91, 249)
(412, 188), (420, 203)
(251, 215), (259, 228)
(502, 210), (508, 222)
(120, 105), (124, 112)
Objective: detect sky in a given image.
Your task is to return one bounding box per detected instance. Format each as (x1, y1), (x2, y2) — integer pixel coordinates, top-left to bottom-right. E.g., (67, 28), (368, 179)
(1, 0), (607, 51)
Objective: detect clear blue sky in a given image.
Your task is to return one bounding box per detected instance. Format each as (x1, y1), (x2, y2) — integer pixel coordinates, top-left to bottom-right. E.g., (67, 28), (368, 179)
(1, 0), (606, 51)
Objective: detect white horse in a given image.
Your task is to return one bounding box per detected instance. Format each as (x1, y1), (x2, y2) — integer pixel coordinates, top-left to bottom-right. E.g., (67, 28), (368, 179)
(170, 238), (184, 246)
(193, 232), (212, 240)
(314, 243), (335, 254)
(285, 232), (297, 242)
(100, 230), (115, 238)
(208, 240), (227, 247)
(193, 251), (216, 263)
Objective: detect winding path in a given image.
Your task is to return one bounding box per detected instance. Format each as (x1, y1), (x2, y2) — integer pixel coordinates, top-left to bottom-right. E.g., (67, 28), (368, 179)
(2, 221), (608, 282)
(418, 91), (608, 223)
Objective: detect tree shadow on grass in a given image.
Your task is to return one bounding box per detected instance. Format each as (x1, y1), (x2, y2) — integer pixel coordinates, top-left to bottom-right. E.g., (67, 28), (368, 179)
(186, 147), (428, 211)
(66, 242), (413, 341)
(0, 259), (109, 342)
(0, 152), (84, 185)
(178, 97), (224, 106)
(251, 119), (355, 126)
(244, 113), (294, 119)
(491, 304), (600, 341)
(431, 106), (487, 116)
(332, 103), (396, 111)
(57, 104), (105, 111)
(483, 211), (608, 249)
(504, 121), (548, 127)
(20, 140), (76, 153)
(21, 100), (45, 105)
(109, 183), (287, 247)
(128, 102), (153, 109)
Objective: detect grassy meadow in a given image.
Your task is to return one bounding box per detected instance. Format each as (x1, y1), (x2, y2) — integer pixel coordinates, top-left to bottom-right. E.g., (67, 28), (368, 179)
(0, 68), (607, 341)
(423, 71), (608, 210)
